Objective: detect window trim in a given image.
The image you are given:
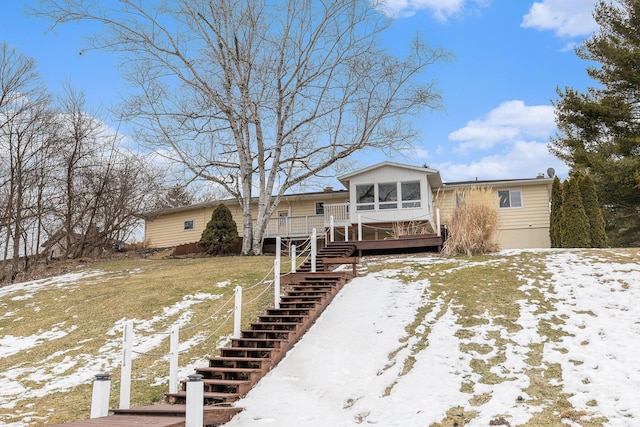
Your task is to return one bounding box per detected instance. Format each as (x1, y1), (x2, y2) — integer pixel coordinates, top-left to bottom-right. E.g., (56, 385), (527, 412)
(183, 219), (195, 231)
(355, 180), (423, 211)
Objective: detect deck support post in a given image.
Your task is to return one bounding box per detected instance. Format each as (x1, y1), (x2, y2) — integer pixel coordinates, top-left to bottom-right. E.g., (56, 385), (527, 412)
(90, 373), (111, 419)
(436, 208), (441, 237)
(274, 259), (281, 309)
(169, 326), (179, 394)
(185, 374), (204, 427)
(329, 215), (335, 242)
(119, 320), (133, 409)
(344, 225), (349, 242)
(357, 215), (362, 241)
(311, 228), (317, 273)
(234, 286), (243, 338)
(291, 244), (297, 272)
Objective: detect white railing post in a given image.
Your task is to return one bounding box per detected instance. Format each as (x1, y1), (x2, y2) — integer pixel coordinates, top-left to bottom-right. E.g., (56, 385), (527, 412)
(311, 228), (317, 273)
(169, 326), (179, 394)
(234, 286), (243, 338)
(276, 236), (281, 264)
(274, 259), (281, 309)
(358, 215), (362, 241)
(436, 208), (441, 237)
(185, 374), (204, 427)
(330, 215), (335, 242)
(291, 244), (297, 273)
(90, 373), (111, 419)
(344, 225), (349, 242)
(119, 320), (133, 409)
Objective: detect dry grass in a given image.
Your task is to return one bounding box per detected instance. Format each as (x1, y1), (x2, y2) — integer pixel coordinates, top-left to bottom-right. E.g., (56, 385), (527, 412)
(366, 249), (640, 426)
(441, 187), (500, 256)
(0, 255), (278, 426)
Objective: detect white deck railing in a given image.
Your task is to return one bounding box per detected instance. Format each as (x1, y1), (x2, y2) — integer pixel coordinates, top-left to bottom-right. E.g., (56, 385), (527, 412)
(260, 203), (350, 238)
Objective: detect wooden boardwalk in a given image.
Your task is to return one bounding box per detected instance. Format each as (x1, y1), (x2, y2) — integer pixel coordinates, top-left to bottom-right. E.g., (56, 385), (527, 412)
(47, 414), (185, 426)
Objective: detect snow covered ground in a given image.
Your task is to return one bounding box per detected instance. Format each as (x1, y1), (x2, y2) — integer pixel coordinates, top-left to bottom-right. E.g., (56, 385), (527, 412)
(1, 249), (639, 426)
(225, 250), (640, 426)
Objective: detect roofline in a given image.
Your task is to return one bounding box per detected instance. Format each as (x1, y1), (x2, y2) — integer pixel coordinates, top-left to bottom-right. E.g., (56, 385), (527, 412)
(142, 188), (349, 218)
(440, 177), (554, 189)
(338, 161), (442, 188)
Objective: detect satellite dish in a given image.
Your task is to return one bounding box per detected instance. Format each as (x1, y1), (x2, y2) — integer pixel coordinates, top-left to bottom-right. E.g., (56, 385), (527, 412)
(547, 167), (556, 178)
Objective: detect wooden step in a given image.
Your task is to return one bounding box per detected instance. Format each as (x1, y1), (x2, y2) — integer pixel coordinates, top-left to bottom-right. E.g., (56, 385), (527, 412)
(165, 390), (239, 404)
(219, 347), (275, 358)
(195, 366), (262, 381)
(230, 337), (285, 349)
(208, 356), (271, 369)
(249, 321), (302, 331)
(241, 329), (293, 340)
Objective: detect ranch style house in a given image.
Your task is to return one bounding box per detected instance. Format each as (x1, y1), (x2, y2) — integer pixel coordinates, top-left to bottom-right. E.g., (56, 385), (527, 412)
(142, 162), (554, 252)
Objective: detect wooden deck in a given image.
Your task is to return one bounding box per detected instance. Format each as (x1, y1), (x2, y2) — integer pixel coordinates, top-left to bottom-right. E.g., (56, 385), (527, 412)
(47, 414), (185, 427)
(351, 234), (444, 255)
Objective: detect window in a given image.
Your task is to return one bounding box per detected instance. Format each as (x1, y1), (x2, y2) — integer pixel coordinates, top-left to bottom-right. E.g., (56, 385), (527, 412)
(498, 189), (522, 208)
(356, 184), (375, 211)
(183, 220), (194, 231)
(315, 202), (324, 215)
(378, 182), (397, 209)
(401, 181), (421, 208)
(455, 191), (467, 207)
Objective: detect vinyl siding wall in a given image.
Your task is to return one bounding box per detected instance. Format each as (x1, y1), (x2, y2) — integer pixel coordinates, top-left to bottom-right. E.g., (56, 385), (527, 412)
(435, 182), (551, 249)
(144, 192), (348, 248)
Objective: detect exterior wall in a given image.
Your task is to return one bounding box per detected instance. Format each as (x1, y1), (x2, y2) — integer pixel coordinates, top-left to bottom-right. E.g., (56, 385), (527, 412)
(434, 182), (551, 249)
(144, 192), (348, 248)
(347, 164), (434, 224)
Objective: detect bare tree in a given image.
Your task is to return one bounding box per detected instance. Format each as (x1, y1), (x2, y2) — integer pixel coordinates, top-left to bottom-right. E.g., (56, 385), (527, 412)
(35, 0), (451, 254)
(0, 42), (56, 279)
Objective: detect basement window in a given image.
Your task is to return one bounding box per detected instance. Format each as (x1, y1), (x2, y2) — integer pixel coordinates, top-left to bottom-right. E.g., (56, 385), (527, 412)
(183, 220), (195, 231)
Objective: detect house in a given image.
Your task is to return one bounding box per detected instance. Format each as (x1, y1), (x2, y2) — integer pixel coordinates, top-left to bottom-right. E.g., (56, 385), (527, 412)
(142, 162), (553, 251)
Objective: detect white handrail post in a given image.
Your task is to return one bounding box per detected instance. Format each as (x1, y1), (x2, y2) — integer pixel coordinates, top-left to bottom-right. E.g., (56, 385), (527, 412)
(169, 326), (179, 394)
(185, 374), (204, 427)
(344, 225), (349, 242)
(233, 286), (243, 338)
(274, 259), (281, 309)
(358, 215), (362, 241)
(90, 373), (111, 419)
(275, 236), (281, 264)
(119, 320), (133, 409)
(311, 228), (317, 273)
(436, 208), (441, 237)
(329, 215), (335, 242)
(291, 244), (297, 273)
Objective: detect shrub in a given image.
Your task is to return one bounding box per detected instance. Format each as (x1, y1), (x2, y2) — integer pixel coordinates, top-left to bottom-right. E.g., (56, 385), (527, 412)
(198, 204), (239, 255)
(577, 172), (607, 248)
(550, 176), (563, 248)
(560, 177), (591, 248)
(443, 186), (499, 256)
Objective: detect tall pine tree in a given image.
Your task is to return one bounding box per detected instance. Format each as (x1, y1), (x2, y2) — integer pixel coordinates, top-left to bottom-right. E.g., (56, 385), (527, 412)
(551, 0), (640, 246)
(550, 176), (563, 248)
(560, 176), (591, 248)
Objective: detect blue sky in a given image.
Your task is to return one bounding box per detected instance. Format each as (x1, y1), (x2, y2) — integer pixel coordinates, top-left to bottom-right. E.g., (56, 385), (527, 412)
(0, 0), (601, 183)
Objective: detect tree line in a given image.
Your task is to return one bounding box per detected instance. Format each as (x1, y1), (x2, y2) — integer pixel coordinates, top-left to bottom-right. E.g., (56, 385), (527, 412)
(0, 42), (164, 282)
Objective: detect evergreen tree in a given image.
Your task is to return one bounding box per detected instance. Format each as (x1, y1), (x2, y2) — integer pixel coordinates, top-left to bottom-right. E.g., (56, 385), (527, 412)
(560, 177), (591, 248)
(550, 176), (563, 248)
(198, 204), (239, 255)
(551, 0), (640, 246)
(578, 172), (607, 248)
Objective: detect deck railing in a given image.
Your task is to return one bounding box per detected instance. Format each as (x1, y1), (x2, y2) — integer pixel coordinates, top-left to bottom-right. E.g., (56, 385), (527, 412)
(260, 203), (350, 238)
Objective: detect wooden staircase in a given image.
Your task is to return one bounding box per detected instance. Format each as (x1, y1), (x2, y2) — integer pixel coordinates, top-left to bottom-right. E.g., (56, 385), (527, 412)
(112, 242), (358, 426)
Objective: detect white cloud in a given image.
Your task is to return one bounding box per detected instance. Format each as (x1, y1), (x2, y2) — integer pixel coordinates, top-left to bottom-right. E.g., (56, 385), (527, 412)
(521, 0), (599, 37)
(434, 140), (568, 181)
(378, 0), (466, 20)
(449, 100), (556, 152)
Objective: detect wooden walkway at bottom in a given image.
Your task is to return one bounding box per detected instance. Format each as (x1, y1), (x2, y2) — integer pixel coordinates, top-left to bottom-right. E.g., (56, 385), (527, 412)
(47, 404), (242, 427)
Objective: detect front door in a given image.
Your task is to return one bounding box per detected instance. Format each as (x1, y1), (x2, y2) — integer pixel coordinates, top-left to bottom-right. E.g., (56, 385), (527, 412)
(278, 210), (289, 235)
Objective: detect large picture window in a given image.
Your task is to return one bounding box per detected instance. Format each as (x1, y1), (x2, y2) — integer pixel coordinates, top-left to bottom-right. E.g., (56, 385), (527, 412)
(356, 184), (375, 211)
(498, 189), (522, 208)
(378, 182), (397, 209)
(401, 181), (421, 208)
(356, 181), (423, 211)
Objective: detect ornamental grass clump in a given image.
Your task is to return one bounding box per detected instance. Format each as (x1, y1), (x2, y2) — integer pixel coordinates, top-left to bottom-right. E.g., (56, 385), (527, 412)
(442, 187), (499, 256)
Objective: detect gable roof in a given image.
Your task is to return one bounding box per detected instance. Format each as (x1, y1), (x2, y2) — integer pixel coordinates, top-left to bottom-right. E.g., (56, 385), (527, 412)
(338, 161), (443, 188)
